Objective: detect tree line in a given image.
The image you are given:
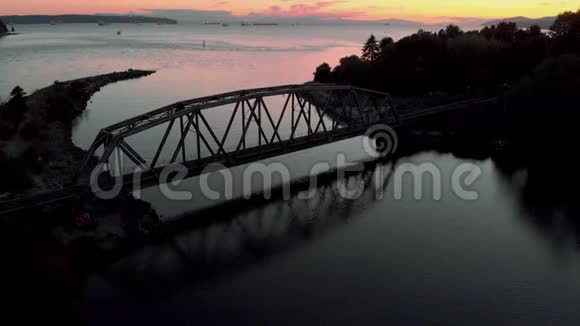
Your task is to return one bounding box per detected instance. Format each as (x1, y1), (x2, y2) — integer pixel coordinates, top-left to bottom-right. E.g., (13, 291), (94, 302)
(314, 10), (580, 96)
(313, 9), (580, 168)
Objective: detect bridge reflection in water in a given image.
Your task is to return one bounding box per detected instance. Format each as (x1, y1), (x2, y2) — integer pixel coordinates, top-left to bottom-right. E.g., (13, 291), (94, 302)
(101, 158), (397, 299)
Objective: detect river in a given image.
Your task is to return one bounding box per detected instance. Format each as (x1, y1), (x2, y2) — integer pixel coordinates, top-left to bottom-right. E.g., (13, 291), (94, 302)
(2, 23), (580, 325)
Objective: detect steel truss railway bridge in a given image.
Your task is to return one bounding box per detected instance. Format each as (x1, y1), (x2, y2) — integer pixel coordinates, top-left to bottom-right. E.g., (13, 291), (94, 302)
(80, 83), (490, 189)
(0, 84), (495, 215)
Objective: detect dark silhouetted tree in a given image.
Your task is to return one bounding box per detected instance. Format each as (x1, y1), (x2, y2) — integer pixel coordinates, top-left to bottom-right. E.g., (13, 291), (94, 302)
(378, 37), (394, 61)
(9, 86), (26, 108)
(0, 86), (28, 134)
(439, 24), (463, 39)
(529, 25), (542, 38)
(550, 10), (580, 37)
(313, 63), (332, 83)
(362, 35), (380, 62)
(494, 22), (517, 42)
(311, 9), (577, 96)
(481, 25), (496, 39)
(551, 10), (580, 54)
(0, 19), (8, 34)
(379, 37), (394, 49)
(507, 54), (580, 154)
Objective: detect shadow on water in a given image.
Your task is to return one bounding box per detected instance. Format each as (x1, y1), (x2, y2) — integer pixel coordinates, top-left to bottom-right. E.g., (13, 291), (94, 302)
(495, 156), (580, 252)
(102, 157), (398, 301)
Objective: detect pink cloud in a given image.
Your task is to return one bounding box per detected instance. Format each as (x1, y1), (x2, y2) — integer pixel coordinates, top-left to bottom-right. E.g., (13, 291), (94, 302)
(254, 1), (363, 19)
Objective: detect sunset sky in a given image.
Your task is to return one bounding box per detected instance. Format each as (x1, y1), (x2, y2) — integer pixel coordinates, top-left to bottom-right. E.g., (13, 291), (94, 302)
(1, 0), (578, 23)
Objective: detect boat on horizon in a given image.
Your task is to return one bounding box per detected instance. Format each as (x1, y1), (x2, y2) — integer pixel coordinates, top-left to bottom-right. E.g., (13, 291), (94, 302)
(241, 22), (279, 26)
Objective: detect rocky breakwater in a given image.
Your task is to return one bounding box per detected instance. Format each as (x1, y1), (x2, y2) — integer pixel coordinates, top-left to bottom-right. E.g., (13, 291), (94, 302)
(0, 69), (155, 196)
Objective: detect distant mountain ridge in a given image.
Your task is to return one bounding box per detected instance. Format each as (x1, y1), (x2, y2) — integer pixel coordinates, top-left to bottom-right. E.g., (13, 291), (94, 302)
(0, 15), (177, 25)
(482, 16), (556, 29)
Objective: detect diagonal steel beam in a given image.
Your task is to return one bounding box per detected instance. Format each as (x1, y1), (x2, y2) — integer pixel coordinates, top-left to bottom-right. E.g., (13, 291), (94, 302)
(270, 93), (291, 144)
(352, 91), (369, 126)
(180, 116), (187, 162)
(296, 95), (314, 135)
(259, 97), (282, 144)
(151, 119), (175, 169)
(190, 112), (216, 158)
(118, 140), (149, 171)
(198, 110), (229, 157)
(217, 101), (240, 155)
(313, 94), (331, 134)
(235, 99), (260, 152)
(290, 95), (307, 139)
(243, 98), (270, 146)
(170, 113), (194, 163)
(312, 106), (329, 137)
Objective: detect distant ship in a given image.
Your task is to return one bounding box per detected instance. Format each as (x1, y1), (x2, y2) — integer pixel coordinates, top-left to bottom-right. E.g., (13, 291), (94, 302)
(221, 23), (230, 27)
(204, 22), (221, 25)
(241, 22), (279, 26)
(97, 21), (110, 26)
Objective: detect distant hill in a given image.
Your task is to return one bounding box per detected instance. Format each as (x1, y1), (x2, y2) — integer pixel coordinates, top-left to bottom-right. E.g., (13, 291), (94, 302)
(482, 16), (556, 29)
(0, 15), (177, 25)
(382, 18), (423, 26)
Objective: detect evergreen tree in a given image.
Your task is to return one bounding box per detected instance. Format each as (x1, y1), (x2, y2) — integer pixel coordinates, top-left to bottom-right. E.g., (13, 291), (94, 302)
(362, 35), (380, 62)
(0, 19), (8, 34)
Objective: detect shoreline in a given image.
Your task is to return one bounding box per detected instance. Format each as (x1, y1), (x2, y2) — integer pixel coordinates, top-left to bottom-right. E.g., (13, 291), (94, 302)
(0, 69), (156, 196)
(0, 32), (19, 38)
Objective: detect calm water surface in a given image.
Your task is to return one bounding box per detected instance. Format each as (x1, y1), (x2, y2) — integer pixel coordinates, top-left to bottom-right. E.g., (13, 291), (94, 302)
(2, 24), (580, 325)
